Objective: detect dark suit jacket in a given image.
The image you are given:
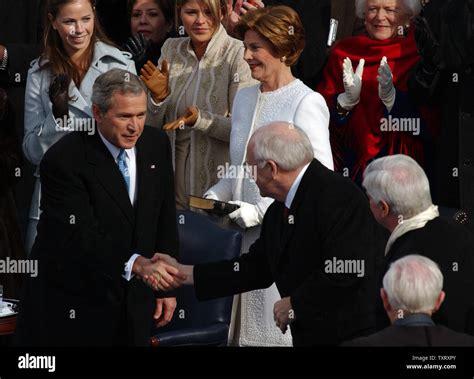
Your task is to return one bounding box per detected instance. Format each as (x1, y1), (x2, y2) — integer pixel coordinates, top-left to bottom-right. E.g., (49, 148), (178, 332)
(15, 127), (179, 346)
(194, 159), (385, 346)
(343, 324), (474, 346)
(376, 218), (474, 335)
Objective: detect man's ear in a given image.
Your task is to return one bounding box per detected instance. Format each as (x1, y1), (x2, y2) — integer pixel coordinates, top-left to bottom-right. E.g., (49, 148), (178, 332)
(379, 200), (391, 218)
(381, 288), (392, 313)
(432, 291), (446, 314)
(267, 160), (278, 179)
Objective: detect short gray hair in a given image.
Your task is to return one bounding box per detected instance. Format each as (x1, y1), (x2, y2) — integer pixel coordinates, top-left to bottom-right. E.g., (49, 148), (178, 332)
(92, 68), (147, 113)
(362, 154), (432, 219)
(383, 255), (443, 314)
(251, 123), (314, 171)
(355, 0), (421, 19)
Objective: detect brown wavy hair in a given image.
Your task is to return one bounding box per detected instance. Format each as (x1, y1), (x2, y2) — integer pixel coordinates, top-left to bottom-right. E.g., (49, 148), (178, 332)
(234, 5), (305, 66)
(41, 0), (114, 86)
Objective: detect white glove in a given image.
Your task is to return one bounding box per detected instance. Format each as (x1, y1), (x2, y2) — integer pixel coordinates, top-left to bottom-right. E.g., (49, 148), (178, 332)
(337, 57), (365, 110)
(377, 56), (396, 112)
(228, 200), (261, 229)
(203, 191), (219, 200)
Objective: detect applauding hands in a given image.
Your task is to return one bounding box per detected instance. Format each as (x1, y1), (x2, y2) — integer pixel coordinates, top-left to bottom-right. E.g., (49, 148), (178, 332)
(338, 57), (365, 111)
(163, 106), (199, 130)
(377, 56), (396, 112)
(338, 56), (396, 112)
(140, 60), (170, 103)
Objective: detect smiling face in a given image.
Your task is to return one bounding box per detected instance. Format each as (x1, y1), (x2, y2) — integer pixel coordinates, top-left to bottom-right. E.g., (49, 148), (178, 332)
(93, 91), (147, 149)
(51, 0), (95, 57)
(130, 0), (170, 44)
(365, 0), (409, 40)
(180, 0), (219, 46)
(243, 30), (283, 84)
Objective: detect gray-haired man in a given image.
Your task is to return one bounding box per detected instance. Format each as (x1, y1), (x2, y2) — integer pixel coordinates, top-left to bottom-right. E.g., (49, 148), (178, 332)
(343, 255), (474, 346)
(151, 121), (384, 346)
(362, 154), (474, 335)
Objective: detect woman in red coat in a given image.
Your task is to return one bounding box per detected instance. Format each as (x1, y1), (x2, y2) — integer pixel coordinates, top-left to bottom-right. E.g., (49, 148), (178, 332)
(318, 0), (439, 184)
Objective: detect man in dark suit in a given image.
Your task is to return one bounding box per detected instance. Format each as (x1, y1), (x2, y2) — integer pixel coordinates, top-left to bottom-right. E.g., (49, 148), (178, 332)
(343, 255), (474, 346)
(151, 122), (385, 346)
(14, 69), (184, 346)
(362, 154), (474, 335)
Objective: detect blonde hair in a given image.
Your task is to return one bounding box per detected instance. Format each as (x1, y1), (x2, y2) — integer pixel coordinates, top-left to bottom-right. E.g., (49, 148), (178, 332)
(175, 0), (228, 33)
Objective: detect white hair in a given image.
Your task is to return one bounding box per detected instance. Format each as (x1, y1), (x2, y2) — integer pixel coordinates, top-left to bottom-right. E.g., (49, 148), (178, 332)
(362, 154), (432, 219)
(383, 255), (443, 314)
(355, 0), (422, 19)
(251, 123), (314, 171)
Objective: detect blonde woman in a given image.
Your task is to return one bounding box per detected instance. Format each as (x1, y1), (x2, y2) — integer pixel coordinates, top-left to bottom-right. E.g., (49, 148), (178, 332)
(141, 0), (254, 209)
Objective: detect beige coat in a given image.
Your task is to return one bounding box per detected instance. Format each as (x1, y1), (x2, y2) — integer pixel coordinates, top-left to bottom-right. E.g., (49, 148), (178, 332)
(147, 25), (254, 198)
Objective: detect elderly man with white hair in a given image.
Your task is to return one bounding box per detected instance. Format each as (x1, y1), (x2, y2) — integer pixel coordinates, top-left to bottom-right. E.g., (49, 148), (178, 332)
(362, 154), (474, 335)
(343, 255), (474, 346)
(150, 121), (384, 346)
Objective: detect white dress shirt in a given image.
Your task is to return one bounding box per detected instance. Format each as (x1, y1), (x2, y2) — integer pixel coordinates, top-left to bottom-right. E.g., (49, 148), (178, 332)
(285, 163), (310, 209)
(98, 130), (139, 281)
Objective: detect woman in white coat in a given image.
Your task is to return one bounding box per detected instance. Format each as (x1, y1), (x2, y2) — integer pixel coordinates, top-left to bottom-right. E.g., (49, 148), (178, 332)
(23, 0), (136, 253)
(205, 6), (334, 346)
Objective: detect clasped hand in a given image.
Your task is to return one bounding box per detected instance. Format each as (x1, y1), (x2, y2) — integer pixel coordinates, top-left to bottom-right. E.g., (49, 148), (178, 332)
(134, 253), (186, 291)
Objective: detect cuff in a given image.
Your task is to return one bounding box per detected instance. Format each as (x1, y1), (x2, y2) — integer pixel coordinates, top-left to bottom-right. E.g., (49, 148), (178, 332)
(122, 253), (141, 281)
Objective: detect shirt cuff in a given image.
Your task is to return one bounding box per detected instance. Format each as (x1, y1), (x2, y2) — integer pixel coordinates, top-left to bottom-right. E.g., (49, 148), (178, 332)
(123, 253), (141, 281)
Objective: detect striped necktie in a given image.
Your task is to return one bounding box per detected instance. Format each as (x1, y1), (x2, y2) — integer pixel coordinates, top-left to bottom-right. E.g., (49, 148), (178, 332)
(117, 149), (130, 194)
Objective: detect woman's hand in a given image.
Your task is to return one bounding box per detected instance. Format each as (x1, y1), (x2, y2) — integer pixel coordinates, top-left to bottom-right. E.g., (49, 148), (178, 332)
(377, 56), (396, 112)
(228, 200), (260, 229)
(49, 74), (69, 120)
(163, 106), (199, 130)
(140, 60), (170, 103)
(337, 57), (365, 111)
(124, 33), (150, 69)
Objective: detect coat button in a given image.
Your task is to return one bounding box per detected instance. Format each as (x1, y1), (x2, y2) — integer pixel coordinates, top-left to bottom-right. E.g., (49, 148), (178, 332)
(454, 210), (469, 225)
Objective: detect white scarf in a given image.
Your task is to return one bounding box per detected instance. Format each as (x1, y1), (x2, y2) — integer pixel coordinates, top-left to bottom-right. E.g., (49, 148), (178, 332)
(385, 204), (440, 256)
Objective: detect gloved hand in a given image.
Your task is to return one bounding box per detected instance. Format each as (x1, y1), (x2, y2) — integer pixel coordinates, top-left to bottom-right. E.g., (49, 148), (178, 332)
(124, 33), (151, 69)
(49, 74), (69, 120)
(228, 200), (261, 229)
(377, 56), (396, 112)
(140, 60), (169, 103)
(203, 191), (219, 200)
(337, 57), (365, 110)
(163, 106), (199, 130)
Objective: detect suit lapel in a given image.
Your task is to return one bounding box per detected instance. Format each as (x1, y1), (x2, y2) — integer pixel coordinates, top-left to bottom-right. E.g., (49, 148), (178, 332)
(276, 160), (322, 262)
(86, 133), (134, 224)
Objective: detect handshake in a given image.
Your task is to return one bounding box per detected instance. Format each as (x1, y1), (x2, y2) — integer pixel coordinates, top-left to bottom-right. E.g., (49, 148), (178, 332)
(132, 253), (193, 291)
